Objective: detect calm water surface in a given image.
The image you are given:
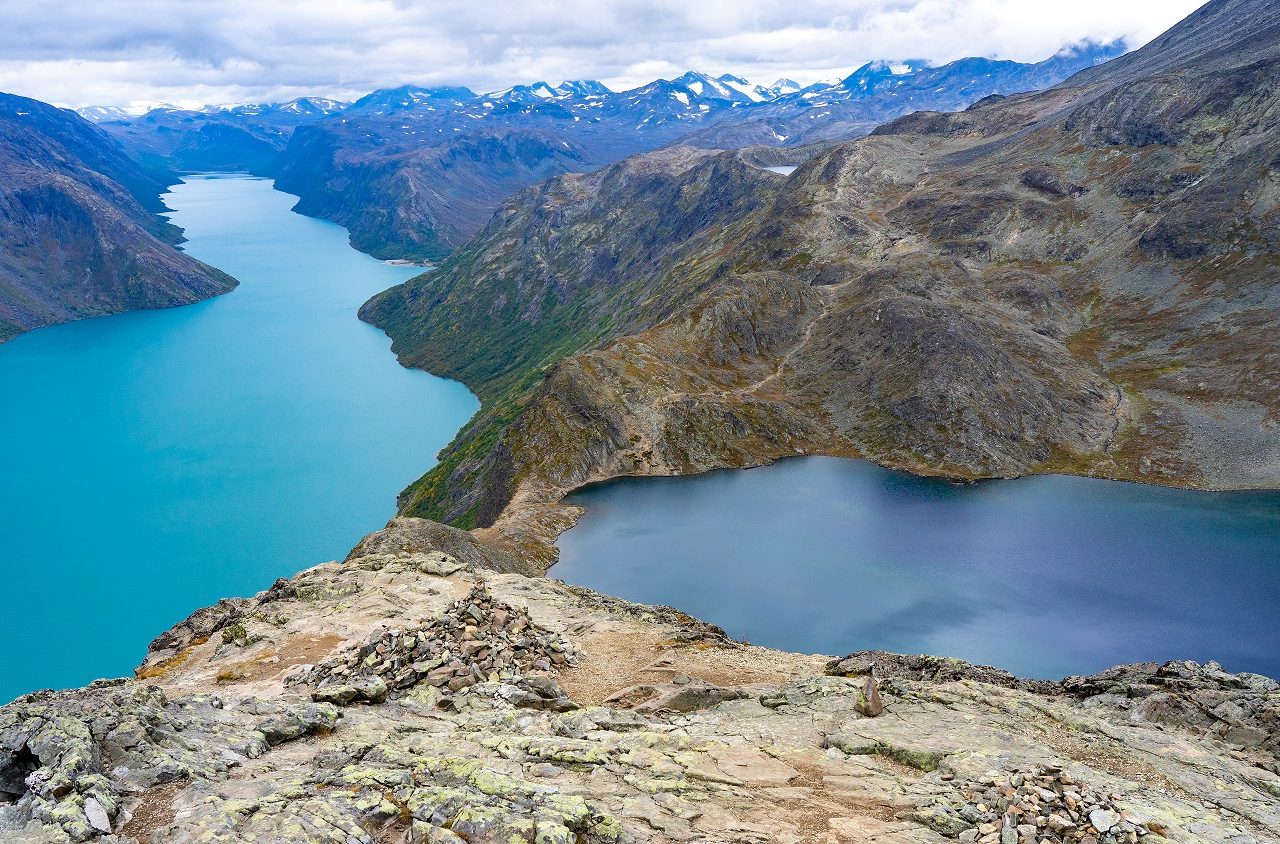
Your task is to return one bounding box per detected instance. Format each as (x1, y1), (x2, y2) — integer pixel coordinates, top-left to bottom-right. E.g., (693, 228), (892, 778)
(0, 175), (477, 703)
(552, 457), (1280, 679)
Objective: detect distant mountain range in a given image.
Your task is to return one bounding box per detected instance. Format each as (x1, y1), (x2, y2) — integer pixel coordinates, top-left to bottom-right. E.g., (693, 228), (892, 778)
(88, 43), (1122, 144)
(84, 43), (1125, 261)
(0, 93), (234, 342)
(680, 43), (1128, 147)
(0, 40), (1126, 343)
(87, 97), (349, 173)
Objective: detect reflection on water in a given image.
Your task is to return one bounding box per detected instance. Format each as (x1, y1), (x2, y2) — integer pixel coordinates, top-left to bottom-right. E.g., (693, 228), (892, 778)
(552, 456), (1280, 678)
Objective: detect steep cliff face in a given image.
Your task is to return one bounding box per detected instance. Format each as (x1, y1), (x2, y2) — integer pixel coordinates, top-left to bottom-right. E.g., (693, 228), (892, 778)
(0, 93), (236, 342)
(364, 0), (1280, 561)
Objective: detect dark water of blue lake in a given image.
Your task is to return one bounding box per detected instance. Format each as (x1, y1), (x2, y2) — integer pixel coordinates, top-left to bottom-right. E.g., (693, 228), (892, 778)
(552, 457), (1280, 679)
(0, 176), (477, 703)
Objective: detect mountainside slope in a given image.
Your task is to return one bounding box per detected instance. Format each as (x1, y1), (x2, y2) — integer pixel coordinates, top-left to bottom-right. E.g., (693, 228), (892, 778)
(361, 145), (784, 530)
(0, 93), (236, 342)
(364, 0), (1280, 562)
(276, 126), (604, 260)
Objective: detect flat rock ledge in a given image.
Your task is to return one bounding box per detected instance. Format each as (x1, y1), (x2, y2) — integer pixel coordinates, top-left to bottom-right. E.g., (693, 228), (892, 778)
(2, 544), (1278, 844)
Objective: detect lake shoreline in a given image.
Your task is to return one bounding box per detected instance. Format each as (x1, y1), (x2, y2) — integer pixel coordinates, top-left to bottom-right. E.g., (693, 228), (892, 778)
(550, 454), (1280, 680)
(0, 175), (477, 703)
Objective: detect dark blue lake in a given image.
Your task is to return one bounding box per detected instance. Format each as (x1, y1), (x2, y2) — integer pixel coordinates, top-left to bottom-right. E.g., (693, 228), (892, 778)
(0, 175), (477, 703)
(552, 457), (1280, 679)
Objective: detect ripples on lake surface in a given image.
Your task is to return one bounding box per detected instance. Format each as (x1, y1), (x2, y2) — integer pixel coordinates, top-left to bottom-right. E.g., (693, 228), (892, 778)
(552, 456), (1280, 679)
(0, 176), (477, 703)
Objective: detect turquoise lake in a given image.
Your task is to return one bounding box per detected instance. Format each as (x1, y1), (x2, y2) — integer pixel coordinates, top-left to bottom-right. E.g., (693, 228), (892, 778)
(552, 457), (1280, 679)
(0, 175), (477, 704)
(5, 176), (1279, 702)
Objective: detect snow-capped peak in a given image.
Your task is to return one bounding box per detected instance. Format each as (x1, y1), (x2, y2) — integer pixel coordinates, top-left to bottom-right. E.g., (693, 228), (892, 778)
(716, 73), (767, 102)
(74, 105), (131, 123)
(279, 97), (349, 115)
(839, 59), (929, 93)
(760, 78), (802, 98)
(669, 71), (759, 104)
(554, 80), (612, 97)
(672, 71), (709, 97)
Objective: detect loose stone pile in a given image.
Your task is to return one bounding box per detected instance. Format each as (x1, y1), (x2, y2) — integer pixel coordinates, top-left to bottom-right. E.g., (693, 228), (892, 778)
(825, 651), (1048, 692)
(919, 765), (1160, 843)
(302, 585), (577, 699)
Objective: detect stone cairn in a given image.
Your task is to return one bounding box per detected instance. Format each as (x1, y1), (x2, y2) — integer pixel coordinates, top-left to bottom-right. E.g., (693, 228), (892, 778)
(947, 765), (1159, 844)
(300, 585), (577, 700)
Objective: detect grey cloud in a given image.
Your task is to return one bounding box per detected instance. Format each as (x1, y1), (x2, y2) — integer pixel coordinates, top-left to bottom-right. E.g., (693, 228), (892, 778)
(0, 0), (1205, 107)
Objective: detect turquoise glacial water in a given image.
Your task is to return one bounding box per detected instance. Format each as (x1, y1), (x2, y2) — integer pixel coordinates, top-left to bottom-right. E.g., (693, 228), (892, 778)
(0, 175), (477, 704)
(552, 456), (1280, 679)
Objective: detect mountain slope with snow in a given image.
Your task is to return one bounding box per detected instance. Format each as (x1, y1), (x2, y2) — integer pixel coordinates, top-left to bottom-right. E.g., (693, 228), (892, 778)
(680, 42), (1127, 148)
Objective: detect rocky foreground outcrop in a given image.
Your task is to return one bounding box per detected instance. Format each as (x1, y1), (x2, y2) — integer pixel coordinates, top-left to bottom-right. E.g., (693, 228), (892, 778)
(3, 539), (1277, 843)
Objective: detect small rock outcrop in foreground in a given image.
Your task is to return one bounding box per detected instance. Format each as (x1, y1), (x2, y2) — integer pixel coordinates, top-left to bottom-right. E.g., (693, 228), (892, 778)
(2, 546), (1277, 843)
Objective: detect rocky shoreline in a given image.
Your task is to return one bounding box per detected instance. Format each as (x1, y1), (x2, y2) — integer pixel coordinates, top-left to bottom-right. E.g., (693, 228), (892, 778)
(2, 526), (1277, 843)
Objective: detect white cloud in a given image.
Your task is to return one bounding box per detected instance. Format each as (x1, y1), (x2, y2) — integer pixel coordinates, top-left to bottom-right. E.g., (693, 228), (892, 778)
(0, 0), (1208, 107)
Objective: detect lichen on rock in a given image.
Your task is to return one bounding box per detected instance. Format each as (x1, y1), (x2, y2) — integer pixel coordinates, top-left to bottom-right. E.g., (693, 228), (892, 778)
(3, 548), (1279, 843)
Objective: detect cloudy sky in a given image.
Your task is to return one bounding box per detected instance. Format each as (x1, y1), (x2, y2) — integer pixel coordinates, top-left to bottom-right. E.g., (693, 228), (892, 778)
(0, 0), (1205, 109)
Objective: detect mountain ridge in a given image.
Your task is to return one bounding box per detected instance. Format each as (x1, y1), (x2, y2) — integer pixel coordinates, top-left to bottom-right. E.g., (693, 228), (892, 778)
(360, 0), (1280, 563)
(0, 92), (235, 342)
(265, 44), (1124, 261)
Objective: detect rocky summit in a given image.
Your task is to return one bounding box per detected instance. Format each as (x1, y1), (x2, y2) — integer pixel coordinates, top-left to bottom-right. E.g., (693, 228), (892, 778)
(300, 582), (580, 702)
(1, 536), (1278, 844)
